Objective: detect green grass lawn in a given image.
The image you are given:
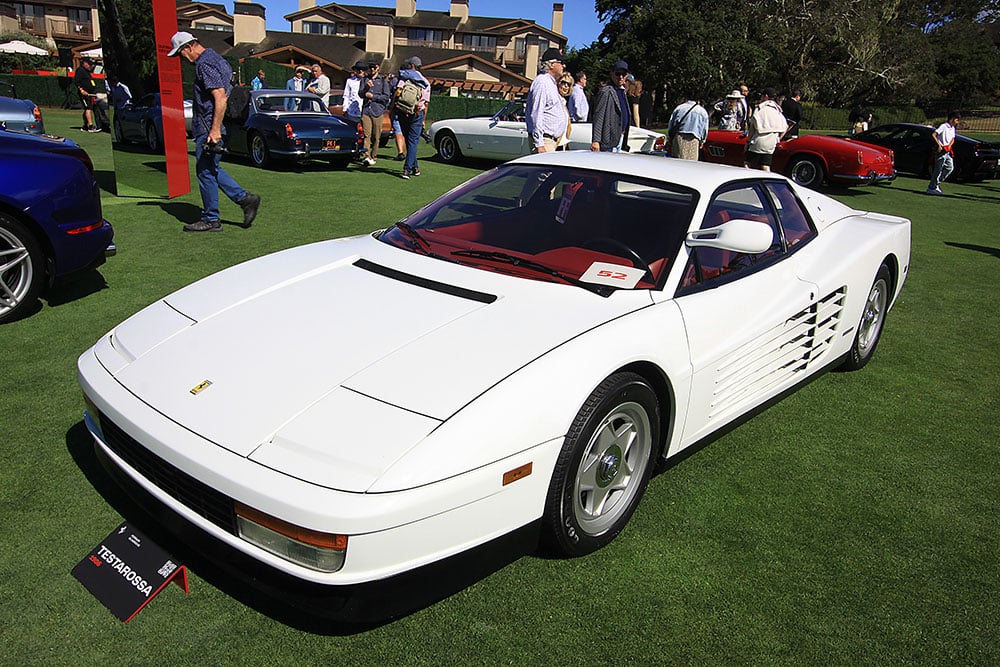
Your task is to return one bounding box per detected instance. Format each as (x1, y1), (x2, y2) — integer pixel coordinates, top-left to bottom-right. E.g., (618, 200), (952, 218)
(2, 109), (997, 663)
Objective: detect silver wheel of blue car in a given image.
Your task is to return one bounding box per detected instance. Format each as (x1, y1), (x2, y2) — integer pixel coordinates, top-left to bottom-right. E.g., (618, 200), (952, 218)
(787, 156), (824, 188)
(842, 264), (891, 371)
(436, 131), (461, 164)
(250, 133), (270, 168)
(543, 372), (659, 557)
(0, 213), (44, 324)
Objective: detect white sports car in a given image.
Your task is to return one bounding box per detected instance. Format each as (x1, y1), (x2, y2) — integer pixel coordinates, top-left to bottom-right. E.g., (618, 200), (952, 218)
(428, 100), (666, 163)
(79, 153), (909, 588)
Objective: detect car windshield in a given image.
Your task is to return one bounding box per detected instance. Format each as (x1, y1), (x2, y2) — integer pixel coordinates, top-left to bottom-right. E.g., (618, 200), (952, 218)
(255, 95), (328, 114)
(379, 164), (697, 291)
(493, 100), (525, 122)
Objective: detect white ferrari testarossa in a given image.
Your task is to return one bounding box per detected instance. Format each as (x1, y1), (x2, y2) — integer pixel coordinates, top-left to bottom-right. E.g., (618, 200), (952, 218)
(79, 152), (910, 586)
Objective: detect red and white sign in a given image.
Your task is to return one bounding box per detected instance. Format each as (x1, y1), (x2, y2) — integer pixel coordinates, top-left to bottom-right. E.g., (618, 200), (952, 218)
(580, 262), (647, 289)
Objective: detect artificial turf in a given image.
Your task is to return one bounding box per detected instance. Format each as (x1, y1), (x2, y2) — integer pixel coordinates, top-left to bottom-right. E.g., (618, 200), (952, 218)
(1, 109), (997, 664)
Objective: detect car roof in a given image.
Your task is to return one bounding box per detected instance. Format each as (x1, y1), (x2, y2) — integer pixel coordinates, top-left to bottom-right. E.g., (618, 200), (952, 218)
(510, 151), (790, 197)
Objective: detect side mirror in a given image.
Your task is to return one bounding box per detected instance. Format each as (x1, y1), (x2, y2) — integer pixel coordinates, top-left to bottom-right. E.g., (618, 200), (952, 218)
(686, 219), (774, 254)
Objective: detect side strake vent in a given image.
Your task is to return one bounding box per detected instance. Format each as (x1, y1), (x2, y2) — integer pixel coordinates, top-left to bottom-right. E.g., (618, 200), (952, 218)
(711, 287), (847, 419)
(353, 259), (498, 304)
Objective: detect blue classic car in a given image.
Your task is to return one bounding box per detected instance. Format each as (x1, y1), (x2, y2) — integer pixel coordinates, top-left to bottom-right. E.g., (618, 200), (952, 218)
(223, 89), (363, 169)
(113, 92), (193, 151)
(0, 128), (114, 323)
(0, 82), (44, 134)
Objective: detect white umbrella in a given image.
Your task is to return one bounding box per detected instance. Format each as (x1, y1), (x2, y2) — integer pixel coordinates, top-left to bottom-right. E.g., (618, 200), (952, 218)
(79, 46), (103, 58)
(0, 40), (50, 56)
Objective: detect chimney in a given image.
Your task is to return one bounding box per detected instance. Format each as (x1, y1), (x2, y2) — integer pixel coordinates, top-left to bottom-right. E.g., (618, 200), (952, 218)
(524, 35), (539, 77)
(366, 15), (393, 61)
(552, 3), (564, 36)
(396, 0), (416, 19)
(450, 0), (468, 22)
(298, 0), (315, 10)
(234, 1), (266, 45)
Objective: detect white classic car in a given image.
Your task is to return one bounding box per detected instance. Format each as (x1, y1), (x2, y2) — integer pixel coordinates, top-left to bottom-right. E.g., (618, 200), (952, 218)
(428, 99), (666, 163)
(79, 153), (909, 589)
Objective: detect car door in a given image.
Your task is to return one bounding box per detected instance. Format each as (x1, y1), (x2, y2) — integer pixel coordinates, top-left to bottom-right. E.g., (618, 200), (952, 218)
(479, 102), (528, 159)
(671, 181), (822, 445)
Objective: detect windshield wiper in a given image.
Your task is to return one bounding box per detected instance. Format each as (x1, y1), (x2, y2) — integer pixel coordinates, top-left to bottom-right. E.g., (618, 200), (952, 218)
(391, 221), (430, 251)
(451, 249), (611, 296)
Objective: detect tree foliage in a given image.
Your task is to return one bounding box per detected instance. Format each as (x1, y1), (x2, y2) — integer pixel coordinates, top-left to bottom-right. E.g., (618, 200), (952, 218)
(586, 0), (999, 109)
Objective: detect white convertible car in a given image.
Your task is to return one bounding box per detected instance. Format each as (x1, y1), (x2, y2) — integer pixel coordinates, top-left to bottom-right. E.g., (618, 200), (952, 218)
(79, 153), (909, 588)
(427, 99), (666, 163)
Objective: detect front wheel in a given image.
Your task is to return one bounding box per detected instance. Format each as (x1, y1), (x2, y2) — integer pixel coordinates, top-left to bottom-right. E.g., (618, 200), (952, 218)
(249, 133), (271, 168)
(0, 213), (45, 324)
(542, 372), (659, 557)
(145, 122), (161, 152)
(841, 264), (891, 371)
(436, 131), (462, 164)
(786, 156), (824, 188)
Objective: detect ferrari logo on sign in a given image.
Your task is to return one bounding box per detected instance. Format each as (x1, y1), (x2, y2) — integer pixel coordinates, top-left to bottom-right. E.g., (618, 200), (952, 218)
(189, 380), (212, 395)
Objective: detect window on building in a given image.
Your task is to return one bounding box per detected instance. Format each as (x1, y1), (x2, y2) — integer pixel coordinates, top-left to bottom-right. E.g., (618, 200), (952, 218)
(304, 21), (337, 35)
(462, 34), (496, 51)
(194, 23), (233, 32)
(66, 8), (90, 23)
(407, 28), (444, 44)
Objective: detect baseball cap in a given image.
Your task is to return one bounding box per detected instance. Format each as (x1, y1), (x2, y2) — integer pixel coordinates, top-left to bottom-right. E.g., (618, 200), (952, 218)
(167, 31), (197, 57)
(611, 60), (629, 74)
(541, 47), (564, 63)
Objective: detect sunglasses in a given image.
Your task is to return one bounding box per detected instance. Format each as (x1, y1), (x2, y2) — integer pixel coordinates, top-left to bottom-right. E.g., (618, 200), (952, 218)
(558, 81), (571, 86)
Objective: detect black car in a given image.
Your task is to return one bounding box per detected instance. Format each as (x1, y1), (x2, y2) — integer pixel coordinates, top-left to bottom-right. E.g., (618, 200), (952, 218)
(852, 122), (1000, 181)
(224, 89), (363, 169)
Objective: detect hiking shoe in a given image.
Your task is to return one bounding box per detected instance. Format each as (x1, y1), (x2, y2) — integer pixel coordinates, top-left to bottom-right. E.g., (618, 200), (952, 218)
(183, 220), (222, 233)
(364, 156), (376, 166)
(401, 169), (410, 179)
(411, 168), (421, 177)
(395, 153), (405, 161)
(239, 193), (261, 228)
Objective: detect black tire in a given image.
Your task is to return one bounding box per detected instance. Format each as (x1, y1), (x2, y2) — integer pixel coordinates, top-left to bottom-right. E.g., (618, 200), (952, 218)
(145, 122), (161, 152)
(113, 117), (126, 143)
(841, 263), (891, 371)
(786, 155), (824, 188)
(436, 131), (462, 164)
(0, 213), (45, 324)
(249, 133), (271, 169)
(542, 372), (660, 557)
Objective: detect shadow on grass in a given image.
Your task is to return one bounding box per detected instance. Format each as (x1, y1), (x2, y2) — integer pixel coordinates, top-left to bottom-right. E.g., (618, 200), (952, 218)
(945, 242), (1000, 259)
(45, 269), (109, 308)
(65, 420), (538, 633)
(136, 200), (203, 225)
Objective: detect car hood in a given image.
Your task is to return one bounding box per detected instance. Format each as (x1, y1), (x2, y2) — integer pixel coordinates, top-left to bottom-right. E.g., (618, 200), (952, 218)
(102, 233), (650, 476)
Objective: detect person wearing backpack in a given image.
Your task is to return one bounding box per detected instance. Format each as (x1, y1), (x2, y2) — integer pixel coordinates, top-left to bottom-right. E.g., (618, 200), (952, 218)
(394, 57), (430, 179)
(167, 31), (260, 232)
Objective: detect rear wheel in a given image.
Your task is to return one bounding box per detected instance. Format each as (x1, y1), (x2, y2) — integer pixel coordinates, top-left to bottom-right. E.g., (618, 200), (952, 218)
(0, 213), (45, 324)
(841, 264), (891, 371)
(145, 122), (161, 152)
(436, 131), (462, 164)
(249, 133), (271, 168)
(113, 117), (126, 143)
(787, 155), (824, 188)
(542, 372), (659, 557)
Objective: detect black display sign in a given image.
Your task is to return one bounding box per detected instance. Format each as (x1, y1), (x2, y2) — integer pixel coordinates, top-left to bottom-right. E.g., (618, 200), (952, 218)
(72, 522), (188, 622)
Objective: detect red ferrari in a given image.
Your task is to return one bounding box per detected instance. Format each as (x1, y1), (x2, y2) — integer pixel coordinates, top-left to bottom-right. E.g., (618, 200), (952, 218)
(700, 130), (896, 189)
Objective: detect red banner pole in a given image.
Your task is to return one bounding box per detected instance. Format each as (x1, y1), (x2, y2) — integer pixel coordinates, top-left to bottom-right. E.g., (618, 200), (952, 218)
(152, 0), (190, 198)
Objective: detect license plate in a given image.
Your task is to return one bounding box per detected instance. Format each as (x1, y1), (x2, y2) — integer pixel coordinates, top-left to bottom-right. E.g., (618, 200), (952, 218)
(323, 139), (338, 150)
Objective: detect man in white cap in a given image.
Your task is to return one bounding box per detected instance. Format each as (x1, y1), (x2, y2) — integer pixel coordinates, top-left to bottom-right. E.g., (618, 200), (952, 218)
(167, 31), (260, 232)
(525, 47), (567, 153)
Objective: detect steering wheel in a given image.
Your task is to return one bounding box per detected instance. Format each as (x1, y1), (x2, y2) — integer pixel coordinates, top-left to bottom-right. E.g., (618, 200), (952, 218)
(582, 238), (653, 278)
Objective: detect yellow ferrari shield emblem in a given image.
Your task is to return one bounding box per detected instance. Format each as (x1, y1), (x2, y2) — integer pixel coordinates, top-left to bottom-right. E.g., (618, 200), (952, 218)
(189, 380), (212, 395)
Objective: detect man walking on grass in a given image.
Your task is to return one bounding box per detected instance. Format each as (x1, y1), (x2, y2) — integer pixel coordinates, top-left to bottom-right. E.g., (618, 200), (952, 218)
(168, 31), (260, 232)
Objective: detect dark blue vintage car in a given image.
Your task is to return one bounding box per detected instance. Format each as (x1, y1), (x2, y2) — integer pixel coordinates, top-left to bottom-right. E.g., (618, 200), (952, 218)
(224, 89), (363, 169)
(113, 92), (192, 151)
(0, 128), (114, 323)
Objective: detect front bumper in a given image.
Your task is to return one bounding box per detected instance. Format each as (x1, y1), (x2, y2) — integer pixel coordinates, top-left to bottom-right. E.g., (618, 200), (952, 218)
(78, 345), (558, 585)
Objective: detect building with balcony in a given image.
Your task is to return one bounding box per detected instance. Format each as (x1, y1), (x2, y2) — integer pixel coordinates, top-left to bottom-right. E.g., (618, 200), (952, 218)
(184, 0), (567, 98)
(5, 0), (99, 47)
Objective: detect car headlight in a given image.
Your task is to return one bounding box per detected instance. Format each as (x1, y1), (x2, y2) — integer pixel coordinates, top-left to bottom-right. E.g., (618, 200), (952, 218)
(235, 503), (347, 572)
